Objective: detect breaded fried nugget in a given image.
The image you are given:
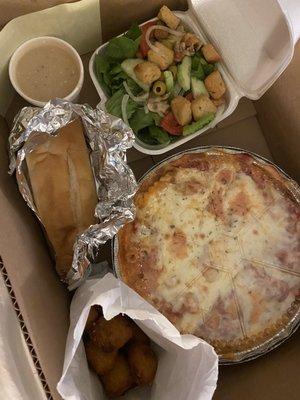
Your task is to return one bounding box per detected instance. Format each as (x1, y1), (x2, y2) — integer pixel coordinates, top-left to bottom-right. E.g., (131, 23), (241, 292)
(85, 306), (100, 333)
(101, 354), (135, 397)
(127, 343), (158, 385)
(90, 315), (133, 351)
(130, 323), (150, 344)
(85, 340), (117, 376)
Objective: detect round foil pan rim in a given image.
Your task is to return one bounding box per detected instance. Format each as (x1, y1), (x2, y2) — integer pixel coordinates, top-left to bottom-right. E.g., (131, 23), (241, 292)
(112, 145), (300, 364)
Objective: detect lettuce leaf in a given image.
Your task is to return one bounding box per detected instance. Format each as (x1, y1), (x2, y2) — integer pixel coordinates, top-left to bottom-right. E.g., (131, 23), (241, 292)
(137, 125), (170, 145)
(110, 65), (123, 76)
(126, 78), (143, 96)
(94, 22), (142, 95)
(125, 22), (142, 41)
(203, 63), (217, 76)
(94, 54), (110, 74)
(191, 54), (205, 80)
(105, 88), (138, 119)
(148, 126), (170, 144)
(129, 109), (158, 133)
(106, 36), (139, 61)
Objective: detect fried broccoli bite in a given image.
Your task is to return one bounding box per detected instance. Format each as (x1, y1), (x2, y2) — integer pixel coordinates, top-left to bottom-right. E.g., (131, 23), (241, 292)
(127, 343), (158, 385)
(85, 340), (117, 376)
(101, 354), (135, 397)
(130, 323), (151, 345)
(90, 315), (133, 352)
(85, 306), (100, 333)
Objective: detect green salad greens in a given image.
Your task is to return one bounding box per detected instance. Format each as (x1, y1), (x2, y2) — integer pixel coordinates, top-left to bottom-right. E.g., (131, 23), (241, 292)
(94, 5), (226, 147)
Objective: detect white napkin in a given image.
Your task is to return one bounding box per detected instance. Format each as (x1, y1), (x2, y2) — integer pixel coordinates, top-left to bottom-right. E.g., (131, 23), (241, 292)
(57, 273), (218, 400)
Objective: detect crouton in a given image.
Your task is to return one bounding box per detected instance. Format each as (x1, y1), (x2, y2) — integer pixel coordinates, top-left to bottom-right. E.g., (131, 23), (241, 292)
(171, 96), (192, 126)
(191, 95), (217, 121)
(204, 71), (226, 99)
(202, 43), (221, 63)
(212, 97), (226, 107)
(174, 51), (185, 63)
(148, 42), (174, 70)
(134, 61), (161, 85)
(181, 33), (202, 53)
(158, 5), (180, 30)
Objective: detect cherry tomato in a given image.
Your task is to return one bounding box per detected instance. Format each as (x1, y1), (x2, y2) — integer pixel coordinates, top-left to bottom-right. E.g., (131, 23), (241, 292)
(139, 21), (157, 57)
(160, 112), (183, 136)
(174, 51), (185, 63)
(185, 92), (194, 102)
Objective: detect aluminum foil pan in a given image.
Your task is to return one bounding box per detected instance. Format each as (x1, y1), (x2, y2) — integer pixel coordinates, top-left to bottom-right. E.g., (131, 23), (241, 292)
(112, 146), (300, 364)
(9, 99), (137, 289)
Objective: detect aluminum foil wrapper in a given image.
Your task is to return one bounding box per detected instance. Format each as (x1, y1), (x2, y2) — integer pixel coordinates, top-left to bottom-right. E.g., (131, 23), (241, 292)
(9, 99), (137, 289)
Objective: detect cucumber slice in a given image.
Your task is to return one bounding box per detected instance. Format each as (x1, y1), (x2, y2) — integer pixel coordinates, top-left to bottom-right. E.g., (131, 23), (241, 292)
(191, 77), (209, 98)
(177, 56), (191, 91)
(121, 59), (150, 91)
(171, 82), (181, 96)
(164, 70), (174, 92)
(183, 113), (215, 136)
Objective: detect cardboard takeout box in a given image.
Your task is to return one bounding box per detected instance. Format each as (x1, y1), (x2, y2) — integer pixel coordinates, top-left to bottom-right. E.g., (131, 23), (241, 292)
(0, 0), (299, 399)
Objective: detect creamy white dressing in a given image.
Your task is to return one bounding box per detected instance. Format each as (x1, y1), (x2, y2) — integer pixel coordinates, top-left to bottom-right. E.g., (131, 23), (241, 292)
(15, 43), (80, 102)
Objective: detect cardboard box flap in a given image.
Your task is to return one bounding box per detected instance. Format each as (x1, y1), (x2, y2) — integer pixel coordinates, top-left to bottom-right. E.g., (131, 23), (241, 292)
(189, 0), (294, 99)
(0, 116), (70, 399)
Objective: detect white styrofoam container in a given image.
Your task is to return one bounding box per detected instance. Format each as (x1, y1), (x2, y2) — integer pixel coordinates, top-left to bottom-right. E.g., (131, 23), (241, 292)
(89, 0), (294, 155)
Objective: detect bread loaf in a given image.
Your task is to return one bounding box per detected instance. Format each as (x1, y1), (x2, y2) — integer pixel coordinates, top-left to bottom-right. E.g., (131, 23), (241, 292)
(26, 119), (98, 279)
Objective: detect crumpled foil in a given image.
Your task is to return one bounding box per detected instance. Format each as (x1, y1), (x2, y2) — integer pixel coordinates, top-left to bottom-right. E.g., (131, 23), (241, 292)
(9, 99), (137, 289)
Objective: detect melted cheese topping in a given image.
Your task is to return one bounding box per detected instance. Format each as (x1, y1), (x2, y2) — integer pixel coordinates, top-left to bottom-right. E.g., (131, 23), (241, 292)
(120, 157), (300, 348)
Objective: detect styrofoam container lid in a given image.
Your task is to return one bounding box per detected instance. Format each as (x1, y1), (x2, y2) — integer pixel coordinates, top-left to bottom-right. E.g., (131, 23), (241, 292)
(189, 0), (294, 99)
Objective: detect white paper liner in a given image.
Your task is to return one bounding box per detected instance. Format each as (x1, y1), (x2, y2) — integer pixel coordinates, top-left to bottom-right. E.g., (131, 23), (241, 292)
(57, 272), (218, 400)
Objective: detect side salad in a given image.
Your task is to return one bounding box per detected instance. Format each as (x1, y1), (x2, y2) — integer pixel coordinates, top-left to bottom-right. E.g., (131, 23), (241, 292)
(94, 5), (226, 147)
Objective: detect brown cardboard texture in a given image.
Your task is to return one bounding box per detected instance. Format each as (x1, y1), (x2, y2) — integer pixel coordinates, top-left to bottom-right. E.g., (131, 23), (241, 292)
(0, 117), (71, 399)
(0, 0), (77, 29)
(255, 40), (300, 182)
(0, 1), (299, 400)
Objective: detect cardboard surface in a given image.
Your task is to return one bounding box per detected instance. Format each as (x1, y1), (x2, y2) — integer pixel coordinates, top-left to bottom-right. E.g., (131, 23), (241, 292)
(215, 328), (300, 400)
(255, 40), (300, 182)
(0, 120), (71, 400)
(0, 270), (47, 400)
(0, 0), (77, 29)
(100, 0), (187, 42)
(0, 1), (299, 400)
